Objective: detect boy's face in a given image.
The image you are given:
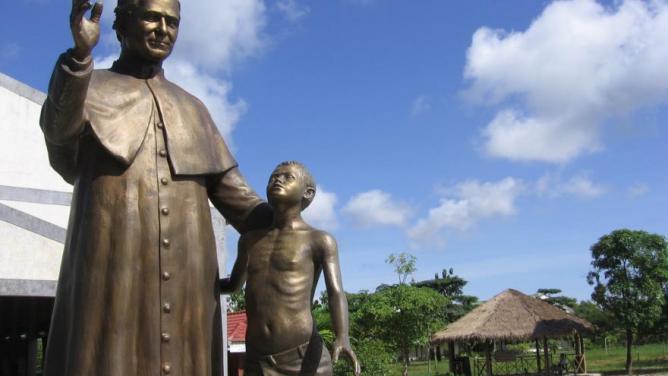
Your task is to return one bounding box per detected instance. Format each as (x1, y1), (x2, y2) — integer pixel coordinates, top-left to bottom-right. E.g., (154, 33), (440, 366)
(267, 165), (312, 208)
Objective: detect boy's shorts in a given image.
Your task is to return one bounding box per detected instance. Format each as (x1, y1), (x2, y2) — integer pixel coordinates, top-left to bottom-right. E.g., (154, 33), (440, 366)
(244, 338), (332, 376)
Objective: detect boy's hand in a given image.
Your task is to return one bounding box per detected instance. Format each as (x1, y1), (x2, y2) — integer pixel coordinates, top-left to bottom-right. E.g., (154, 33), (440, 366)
(219, 278), (231, 293)
(332, 337), (361, 376)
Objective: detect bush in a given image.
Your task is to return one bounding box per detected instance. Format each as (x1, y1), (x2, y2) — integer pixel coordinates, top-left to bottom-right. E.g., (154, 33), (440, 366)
(334, 339), (393, 376)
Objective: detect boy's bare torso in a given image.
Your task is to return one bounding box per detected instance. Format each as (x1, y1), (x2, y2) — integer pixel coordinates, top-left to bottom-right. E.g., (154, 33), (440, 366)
(242, 226), (326, 354)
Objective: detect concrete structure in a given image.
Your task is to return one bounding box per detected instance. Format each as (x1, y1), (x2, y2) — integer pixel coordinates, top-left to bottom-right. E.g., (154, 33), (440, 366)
(0, 71), (230, 375)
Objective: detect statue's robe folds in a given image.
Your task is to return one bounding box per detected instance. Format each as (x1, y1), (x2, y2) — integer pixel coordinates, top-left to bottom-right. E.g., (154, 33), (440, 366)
(40, 53), (268, 376)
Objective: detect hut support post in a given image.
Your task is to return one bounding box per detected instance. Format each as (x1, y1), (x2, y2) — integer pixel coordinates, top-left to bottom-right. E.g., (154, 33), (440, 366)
(578, 333), (587, 374)
(485, 341), (493, 376)
(448, 341), (456, 375)
(543, 338), (550, 376)
(535, 340), (542, 374)
(428, 344), (431, 376)
(571, 333), (588, 374)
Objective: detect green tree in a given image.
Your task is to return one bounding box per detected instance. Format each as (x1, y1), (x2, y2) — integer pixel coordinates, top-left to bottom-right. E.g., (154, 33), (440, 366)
(415, 268), (478, 322)
(226, 287), (246, 312)
(356, 284), (449, 375)
(638, 284), (668, 342)
(315, 290), (395, 376)
(333, 339), (393, 376)
(535, 288), (577, 310)
(386, 253), (416, 285)
(573, 300), (616, 341)
(587, 229), (668, 375)
(318, 254), (452, 375)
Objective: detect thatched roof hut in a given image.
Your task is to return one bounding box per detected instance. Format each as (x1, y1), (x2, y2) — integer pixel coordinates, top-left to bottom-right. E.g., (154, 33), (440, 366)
(430, 289), (594, 375)
(430, 289), (593, 344)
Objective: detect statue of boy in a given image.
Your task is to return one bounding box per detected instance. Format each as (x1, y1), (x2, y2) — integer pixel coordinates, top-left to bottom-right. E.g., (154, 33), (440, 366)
(221, 161), (361, 376)
(40, 1), (271, 375)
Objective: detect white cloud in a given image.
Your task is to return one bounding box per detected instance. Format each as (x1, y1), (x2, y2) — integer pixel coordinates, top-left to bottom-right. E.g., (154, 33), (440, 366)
(536, 172), (606, 199)
(342, 190), (411, 227)
(93, 55), (116, 69)
(175, 0), (267, 71)
(276, 0), (309, 23)
(560, 175), (607, 198)
(627, 183), (650, 198)
(465, 0), (668, 163)
(411, 95), (431, 116)
(408, 178), (524, 249)
(481, 110), (601, 163)
(303, 185), (339, 230)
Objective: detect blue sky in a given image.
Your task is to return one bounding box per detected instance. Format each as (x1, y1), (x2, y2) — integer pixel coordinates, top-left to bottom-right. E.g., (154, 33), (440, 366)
(2, 0), (667, 301)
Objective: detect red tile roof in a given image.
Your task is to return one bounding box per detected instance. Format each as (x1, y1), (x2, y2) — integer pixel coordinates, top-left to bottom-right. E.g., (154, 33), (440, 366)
(227, 311), (247, 342)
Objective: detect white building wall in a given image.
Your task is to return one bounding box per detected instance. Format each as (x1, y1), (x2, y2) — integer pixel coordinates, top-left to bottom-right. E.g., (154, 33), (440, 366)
(0, 82), (70, 192)
(0, 74), (70, 286)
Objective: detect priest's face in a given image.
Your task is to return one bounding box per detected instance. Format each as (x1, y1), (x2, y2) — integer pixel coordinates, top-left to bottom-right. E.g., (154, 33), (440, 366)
(121, 0), (180, 63)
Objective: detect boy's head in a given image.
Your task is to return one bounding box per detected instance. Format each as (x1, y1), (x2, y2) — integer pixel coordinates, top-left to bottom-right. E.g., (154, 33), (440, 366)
(267, 161), (316, 211)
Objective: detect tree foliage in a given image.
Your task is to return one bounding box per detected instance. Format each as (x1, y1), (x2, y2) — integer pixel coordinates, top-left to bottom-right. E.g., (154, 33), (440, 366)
(226, 287), (246, 312)
(587, 229), (668, 374)
(535, 288), (577, 310)
(386, 253), (416, 285)
(415, 268), (478, 322)
(638, 284), (668, 342)
(355, 284), (449, 373)
(315, 281), (449, 375)
(315, 291), (395, 376)
(573, 300), (616, 340)
(333, 339), (393, 376)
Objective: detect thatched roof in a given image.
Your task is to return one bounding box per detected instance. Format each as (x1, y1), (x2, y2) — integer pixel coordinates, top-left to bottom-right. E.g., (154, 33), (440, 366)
(430, 289), (594, 344)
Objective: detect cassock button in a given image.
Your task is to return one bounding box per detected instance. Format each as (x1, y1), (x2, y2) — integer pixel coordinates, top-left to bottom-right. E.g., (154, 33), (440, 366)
(161, 177), (169, 185)
(163, 303), (172, 313)
(162, 272), (171, 281)
(162, 238), (170, 248)
(163, 363), (171, 374)
(159, 149), (167, 157)
(161, 207), (170, 216)
(161, 332), (171, 342)
(157, 122), (164, 129)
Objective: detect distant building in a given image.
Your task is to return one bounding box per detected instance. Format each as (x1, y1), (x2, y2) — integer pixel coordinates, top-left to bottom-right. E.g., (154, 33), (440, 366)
(0, 72), (231, 376)
(227, 311), (248, 376)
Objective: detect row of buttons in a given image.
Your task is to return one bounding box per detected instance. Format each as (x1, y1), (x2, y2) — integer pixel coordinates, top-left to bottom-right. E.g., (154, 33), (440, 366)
(157, 121), (171, 375)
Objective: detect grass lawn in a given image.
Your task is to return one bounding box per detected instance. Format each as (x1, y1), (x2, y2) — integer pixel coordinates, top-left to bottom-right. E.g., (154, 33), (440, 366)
(587, 342), (668, 374)
(382, 343), (668, 376)
(387, 360), (451, 376)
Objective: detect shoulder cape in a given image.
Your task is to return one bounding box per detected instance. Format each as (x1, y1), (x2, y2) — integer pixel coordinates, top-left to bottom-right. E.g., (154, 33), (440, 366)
(85, 69), (237, 175)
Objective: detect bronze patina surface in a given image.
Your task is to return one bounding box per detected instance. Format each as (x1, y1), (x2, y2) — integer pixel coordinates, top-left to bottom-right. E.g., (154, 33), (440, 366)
(41, 1), (271, 375)
(221, 162), (361, 376)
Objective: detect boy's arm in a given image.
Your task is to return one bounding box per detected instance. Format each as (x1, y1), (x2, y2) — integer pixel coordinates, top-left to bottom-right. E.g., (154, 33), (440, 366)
(320, 233), (361, 376)
(220, 235), (250, 294)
